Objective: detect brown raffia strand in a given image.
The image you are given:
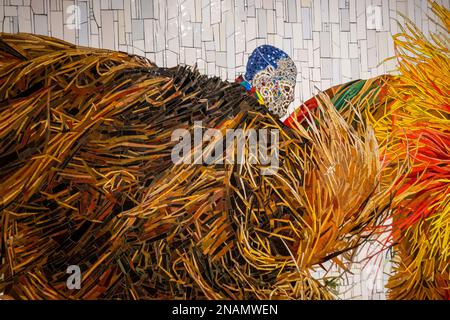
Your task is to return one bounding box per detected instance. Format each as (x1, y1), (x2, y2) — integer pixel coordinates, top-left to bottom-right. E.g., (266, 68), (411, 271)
(0, 33), (393, 300)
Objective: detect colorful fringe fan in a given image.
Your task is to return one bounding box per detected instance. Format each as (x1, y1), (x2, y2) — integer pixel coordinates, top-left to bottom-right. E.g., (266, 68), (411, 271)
(372, 3), (450, 300)
(284, 1), (449, 300)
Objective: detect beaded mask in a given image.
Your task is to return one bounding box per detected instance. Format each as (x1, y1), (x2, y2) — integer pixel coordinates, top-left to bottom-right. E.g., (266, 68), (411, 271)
(244, 45), (297, 118)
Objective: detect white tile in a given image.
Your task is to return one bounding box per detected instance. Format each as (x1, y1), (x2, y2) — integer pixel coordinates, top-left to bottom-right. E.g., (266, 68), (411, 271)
(4, 6), (18, 16)
(227, 35), (235, 68)
(320, 0), (329, 23)
(165, 35), (177, 55)
(266, 9), (275, 34)
(101, 10), (115, 49)
(350, 22), (357, 42)
(101, 0), (110, 10)
(351, 58), (360, 79)
(246, 17), (256, 40)
(301, 8), (312, 39)
(144, 19), (154, 52)
(330, 0), (339, 23)
(287, 0), (297, 22)
(184, 47), (197, 66)
(193, 22), (202, 48)
(349, 0), (356, 22)
(341, 58), (352, 80)
(18, 6), (32, 33)
(331, 23), (340, 58)
(349, 42), (358, 59)
(340, 31), (349, 58)
(377, 32), (389, 62)
(262, 0), (273, 9)
(292, 23), (303, 48)
(211, 0), (221, 24)
(332, 58), (341, 85)
(275, 0), (283, 17)
(356, 0), (366, 40)
(31, 0), (45, 14)
(180, 21), (193, 47)
(216, 51), (227, 67)
(360, 39), (368, 72)
(321, 58), (332, 78)
(319, 31), (331, 57)
(50, 11), (63, 39)
(112, 0), (124, 10)
(340, 8), (350, 31)
(123, 0), (131, 33)
(219, 21), (226, 51)
(256, 9), (267, 38)
(313, 0), (322, 31)
(201, 6), (213, 41)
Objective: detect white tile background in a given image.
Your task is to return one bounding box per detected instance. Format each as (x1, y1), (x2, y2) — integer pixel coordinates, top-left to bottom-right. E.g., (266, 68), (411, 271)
(1, 0), (449, 111)
(1, 0), (449, 300)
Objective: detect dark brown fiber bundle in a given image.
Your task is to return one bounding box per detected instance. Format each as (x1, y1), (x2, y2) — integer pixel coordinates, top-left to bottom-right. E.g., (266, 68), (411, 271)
(0, 33), (391, 300)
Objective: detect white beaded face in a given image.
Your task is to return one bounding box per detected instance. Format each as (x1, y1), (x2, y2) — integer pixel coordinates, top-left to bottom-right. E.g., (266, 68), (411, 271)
(251, 57), (297, 118)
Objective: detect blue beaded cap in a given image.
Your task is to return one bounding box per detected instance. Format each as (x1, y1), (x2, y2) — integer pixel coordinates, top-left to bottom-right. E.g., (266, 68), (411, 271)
(244, 45), (290, 81)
